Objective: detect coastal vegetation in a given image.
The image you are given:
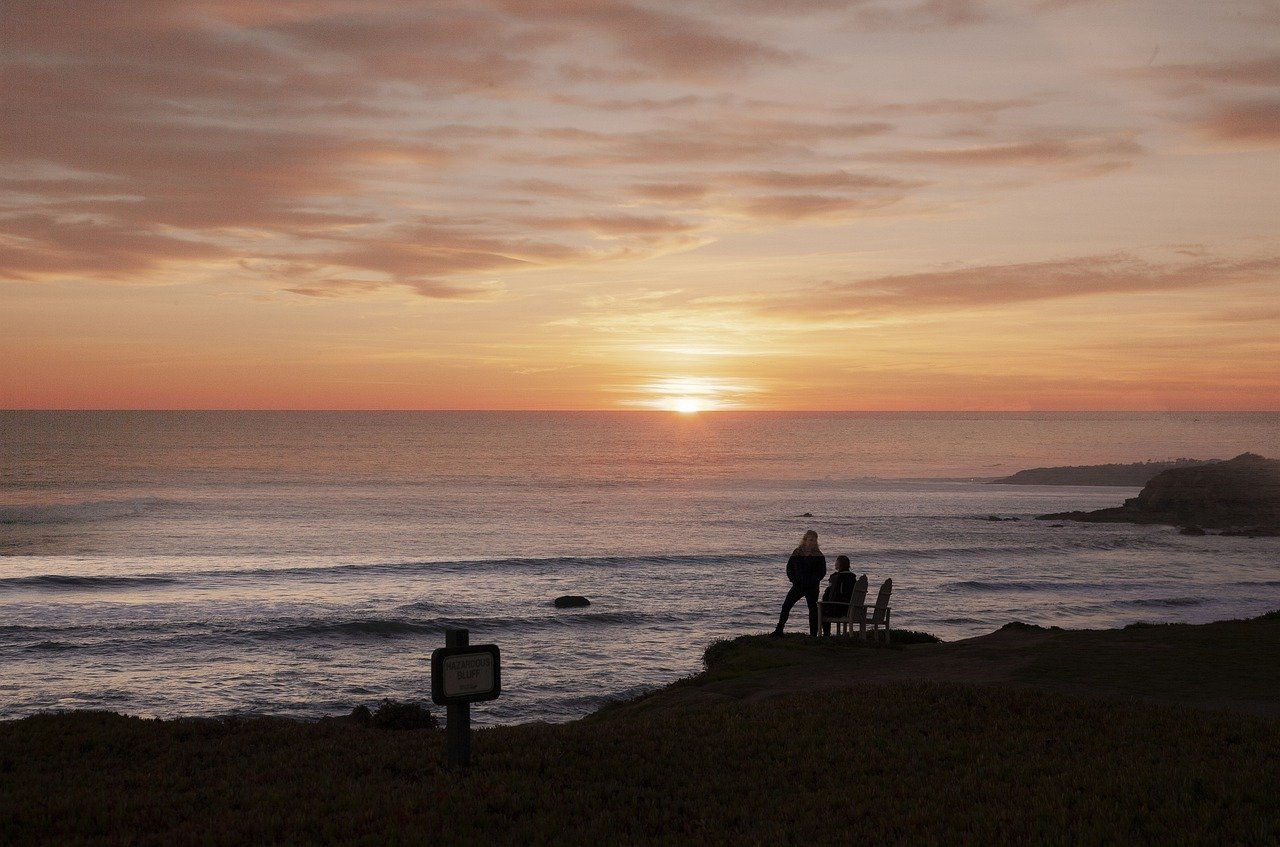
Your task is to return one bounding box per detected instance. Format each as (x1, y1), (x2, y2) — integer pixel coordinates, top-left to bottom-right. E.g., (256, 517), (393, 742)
(3, 613), (1278, 845)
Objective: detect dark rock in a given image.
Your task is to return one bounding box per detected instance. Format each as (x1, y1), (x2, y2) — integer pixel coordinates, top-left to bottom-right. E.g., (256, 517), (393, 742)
(554, 595), (590, 608)
(999, 621), (1046, 632)
(1179, 525), (1207, 536)
(1049, 524), (1065, 528)
(798, 512), (814, 517)
(1038, 453), (1280, 532)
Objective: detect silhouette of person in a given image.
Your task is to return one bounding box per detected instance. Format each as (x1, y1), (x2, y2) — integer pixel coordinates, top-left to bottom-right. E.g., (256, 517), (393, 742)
(771, 529), (827, 637)
(820, 555), (856, 636)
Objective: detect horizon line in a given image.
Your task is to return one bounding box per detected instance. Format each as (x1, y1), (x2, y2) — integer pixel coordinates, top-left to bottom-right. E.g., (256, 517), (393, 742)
(5, 408), (1279, 414)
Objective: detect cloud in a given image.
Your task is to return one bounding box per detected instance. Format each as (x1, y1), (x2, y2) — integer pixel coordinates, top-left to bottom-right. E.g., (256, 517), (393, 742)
(757, 254), (1280, 317)
(1197, 99), (1280, 144)
(491, 0), (793, 81)
(622, 169), (920, 222)
(515, 214), (702, 238)
(867, 134), (1142, 168)
(855, 0), (995, 30)
(866, 97), (1040, 118)
(630, 183), (716, 203)
(530, 119), (893, 167)
(729, 193), (904, 222)
(1131, 55), (1280, 89)
(1207, 307), (1280, 324)
(314, 218), (589, 282)
(0, 213), (228, 281)
(728, 170), (916, 191)
(268, 6), (542, 93)
(283, 277), (499, 301)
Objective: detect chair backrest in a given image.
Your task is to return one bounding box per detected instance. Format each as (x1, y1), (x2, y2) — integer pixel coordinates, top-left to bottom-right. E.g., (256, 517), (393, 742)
(850, 575), (868, 608)
(874, 578), (892, 609)
(868, 578), (892, 624)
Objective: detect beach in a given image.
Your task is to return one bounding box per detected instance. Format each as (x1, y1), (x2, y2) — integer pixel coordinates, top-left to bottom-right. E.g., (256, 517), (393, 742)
(3, 612), (1277, 845)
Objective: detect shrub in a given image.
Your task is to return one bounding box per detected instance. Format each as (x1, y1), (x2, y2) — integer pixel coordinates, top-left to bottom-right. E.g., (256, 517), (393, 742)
(361, 699), (437, 731)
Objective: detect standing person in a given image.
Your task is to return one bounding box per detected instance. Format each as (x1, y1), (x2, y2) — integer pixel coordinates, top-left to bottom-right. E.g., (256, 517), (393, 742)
(771, 530), (827, 637)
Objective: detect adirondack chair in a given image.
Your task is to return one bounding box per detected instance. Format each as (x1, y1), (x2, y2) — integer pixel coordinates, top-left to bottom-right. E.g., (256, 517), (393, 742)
(816, 574), (868, 636)
(854, 578), (893, 643)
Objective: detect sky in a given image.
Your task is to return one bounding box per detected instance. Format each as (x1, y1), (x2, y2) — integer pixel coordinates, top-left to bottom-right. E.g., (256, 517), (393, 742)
(2, 0), (1278, 411)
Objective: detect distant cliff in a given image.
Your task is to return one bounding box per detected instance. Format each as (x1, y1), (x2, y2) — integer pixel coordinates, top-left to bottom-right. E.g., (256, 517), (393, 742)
(992, 459), (1211, 487)
(1038, 453), (1280, 534)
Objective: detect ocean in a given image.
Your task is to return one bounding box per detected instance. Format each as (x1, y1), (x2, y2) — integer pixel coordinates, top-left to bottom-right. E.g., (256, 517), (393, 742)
(2, 411), (1278, 725)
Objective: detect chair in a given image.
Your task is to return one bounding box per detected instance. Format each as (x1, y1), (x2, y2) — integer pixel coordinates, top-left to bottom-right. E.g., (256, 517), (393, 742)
(853, 578), (893, 643)
(816, 574), (867, 636)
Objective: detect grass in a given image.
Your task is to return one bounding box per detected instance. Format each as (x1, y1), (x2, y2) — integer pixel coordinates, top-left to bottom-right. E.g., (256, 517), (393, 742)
(2, 686), (1277, 846)
(1011, 613), (1280, 705)
(687, 627), (935, 686)
(3, 615), (1279, 845)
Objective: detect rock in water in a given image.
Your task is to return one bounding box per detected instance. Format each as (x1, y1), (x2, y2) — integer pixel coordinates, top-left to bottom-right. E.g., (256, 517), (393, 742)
(554, 595), (590, 608)
(1038, 453), (1280, 533)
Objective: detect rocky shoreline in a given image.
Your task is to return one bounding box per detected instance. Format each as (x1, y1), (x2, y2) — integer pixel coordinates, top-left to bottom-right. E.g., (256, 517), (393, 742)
(1038, 453), (1280, 535)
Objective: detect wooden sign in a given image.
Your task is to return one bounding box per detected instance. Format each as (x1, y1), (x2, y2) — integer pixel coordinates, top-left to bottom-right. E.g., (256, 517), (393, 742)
(432, 643), (501, 705)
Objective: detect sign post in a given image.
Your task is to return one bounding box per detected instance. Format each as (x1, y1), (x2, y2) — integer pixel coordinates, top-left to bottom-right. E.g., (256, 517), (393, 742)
(431, 627), (501, 770)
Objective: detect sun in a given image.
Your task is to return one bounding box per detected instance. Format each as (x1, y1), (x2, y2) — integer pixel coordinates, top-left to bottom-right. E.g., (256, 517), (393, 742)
(671, 397), (703, 414)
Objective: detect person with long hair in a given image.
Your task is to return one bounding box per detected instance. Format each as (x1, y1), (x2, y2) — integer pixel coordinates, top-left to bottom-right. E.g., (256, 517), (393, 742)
(771, 529), (827, 637)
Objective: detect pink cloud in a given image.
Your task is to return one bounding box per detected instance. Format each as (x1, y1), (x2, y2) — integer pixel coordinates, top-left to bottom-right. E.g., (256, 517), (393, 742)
(855, 0), (994, 30)
(0, 214), (229, 281)
(1135, 55), (1280, 89)
(757, 254), (1280, 316)
(1198, 99), (1280, 143)
(868, 135), (1142, 167)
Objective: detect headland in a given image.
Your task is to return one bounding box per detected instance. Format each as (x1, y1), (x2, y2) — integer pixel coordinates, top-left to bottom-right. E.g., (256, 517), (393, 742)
(1039, 452), (1280, 535)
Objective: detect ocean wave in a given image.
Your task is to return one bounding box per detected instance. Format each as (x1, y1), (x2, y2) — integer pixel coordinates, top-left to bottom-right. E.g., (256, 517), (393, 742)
(946, 579), (1113, 592)
(270, 619), (439, 638)
(26, 640), (78, 651)
(246, 609), (687, 642)
(1113, 597), (1205, 608)
(0, 574), (179, 591)
(0, 497), (169, 526)
(865, 534), (1170, 563)
(186, 553), (773, 583)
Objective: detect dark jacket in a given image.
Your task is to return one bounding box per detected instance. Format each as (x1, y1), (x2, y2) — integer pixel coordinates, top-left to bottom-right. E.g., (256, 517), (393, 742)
(786, 551), (827, 589)
(822, 570), (856, 605)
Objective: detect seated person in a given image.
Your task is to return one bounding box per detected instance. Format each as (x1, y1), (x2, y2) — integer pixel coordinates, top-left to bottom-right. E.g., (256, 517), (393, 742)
(820, 555), (857, 636)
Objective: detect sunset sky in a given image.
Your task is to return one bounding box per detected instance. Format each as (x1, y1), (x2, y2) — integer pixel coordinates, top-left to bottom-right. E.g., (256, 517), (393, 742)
(3, 0), (1278, 410)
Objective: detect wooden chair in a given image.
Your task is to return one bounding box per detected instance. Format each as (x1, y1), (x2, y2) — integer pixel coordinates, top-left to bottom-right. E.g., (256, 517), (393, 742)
(853, 578), (893, 643)
(816, 574), (867, 636)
